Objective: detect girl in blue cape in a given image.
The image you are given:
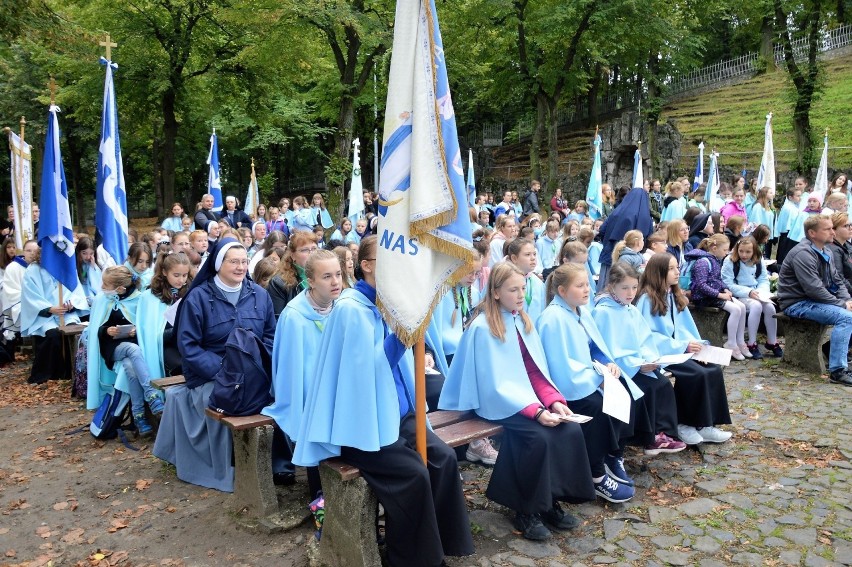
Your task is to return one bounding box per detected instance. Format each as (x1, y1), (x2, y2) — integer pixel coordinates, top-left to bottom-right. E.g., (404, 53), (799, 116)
(309, 193), (335, 230)
(262, 249), (342, 501)
(536, 263), (645, 505)
(661, 180), (688, 222)
(136, 252), (192, 381)
(505, 238), (546, 322)
(21, 245), (88, 384)
(636, 253), (733, 446)
(329, 217), (353, 243)
(294, 236), (473, 566)
(87, 266), (162, 436)
(75, 236), (102, 306)
(596, 187), (653, 293)
(124, 242), (153, 289)
(289, 196), (317, 233)
(440, 262), (595, 542)
(592, 263), (687, 456)
(153, 238), (276, 492)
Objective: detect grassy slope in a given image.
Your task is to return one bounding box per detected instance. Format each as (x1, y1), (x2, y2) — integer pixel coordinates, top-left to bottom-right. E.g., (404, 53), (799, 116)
(489, 55), (852, 178)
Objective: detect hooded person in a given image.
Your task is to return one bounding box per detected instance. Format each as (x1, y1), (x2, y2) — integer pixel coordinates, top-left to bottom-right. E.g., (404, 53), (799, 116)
(596, 188), (653, 293)
(687, 213), (713, 250)
(153, 238), (277, 492)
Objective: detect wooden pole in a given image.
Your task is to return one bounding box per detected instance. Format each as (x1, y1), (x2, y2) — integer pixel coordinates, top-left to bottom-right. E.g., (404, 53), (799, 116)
(414, 334), (427, 465)
(18, 116), (28, 242)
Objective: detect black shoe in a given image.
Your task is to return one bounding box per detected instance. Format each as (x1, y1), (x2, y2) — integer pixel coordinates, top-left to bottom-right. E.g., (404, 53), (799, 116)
(829, 369), (852, 386)
(513, 513), (551, 541)
(273, 472), (296, 486)
(541, 502), (580, 531)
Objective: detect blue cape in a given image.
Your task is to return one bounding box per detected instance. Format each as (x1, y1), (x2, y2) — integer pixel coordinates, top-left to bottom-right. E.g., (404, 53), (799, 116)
(661, 197), (687, 222)
(774, 200), (798, 237)
(636, 293), (704, 355)
(85, 289), (142, 410)
(425, 286), (482, 376)
(593, 295), (661, 379)
(20, 264), (86, 338)
(439, 309), (560, 420)
(749, 204), (775, 234)
(309, 207), (334, 230)
(599, 188), (653, 267)
(524, 273), (546, 322)
(293, 288), (415, 467)
(262, 289), (332, 440)
(135, 290), (169, 380)
(536, 296), (642, 401)
(290, 208), (316, 232)
(123, 261), (152, 289)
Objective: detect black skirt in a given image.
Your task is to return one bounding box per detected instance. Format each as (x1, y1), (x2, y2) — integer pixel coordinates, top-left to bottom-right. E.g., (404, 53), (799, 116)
(631, 371), (679, 440)
(666, 360), (731, 428)
(487, 414), (595, 514)
(29, 329), (71, 384)
(567, 391), (635, 476)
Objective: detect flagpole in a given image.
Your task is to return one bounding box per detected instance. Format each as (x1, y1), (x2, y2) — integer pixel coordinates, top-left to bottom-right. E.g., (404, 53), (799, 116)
(415, 333), (427, 465)
(47, 78), (65, 327)
(18, 116), (29, 241)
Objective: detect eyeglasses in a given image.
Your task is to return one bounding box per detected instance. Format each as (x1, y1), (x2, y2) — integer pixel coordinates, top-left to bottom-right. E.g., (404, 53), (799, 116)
(296, 247), (319, 254)
(224, 258), (248, 266)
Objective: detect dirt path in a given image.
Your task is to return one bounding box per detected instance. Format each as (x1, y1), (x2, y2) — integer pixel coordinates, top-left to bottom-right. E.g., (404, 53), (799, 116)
(0, 357), (312, 567)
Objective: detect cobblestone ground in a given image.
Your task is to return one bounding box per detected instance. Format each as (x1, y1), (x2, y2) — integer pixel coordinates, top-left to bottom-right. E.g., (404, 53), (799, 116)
(453, 356), (852, 567)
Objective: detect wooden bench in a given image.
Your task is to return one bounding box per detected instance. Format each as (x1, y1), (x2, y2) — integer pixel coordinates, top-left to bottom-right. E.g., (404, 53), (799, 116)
(318, 411), (503, 567)
(150, 375), (186, 390)
(774, 314), (832, 375)
(58, 323), (87, 379)
(688, 305), (729, 347)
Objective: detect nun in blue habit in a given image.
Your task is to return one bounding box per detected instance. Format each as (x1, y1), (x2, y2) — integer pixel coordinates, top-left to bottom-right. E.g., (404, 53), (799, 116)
(536, 264), (649, 497)
(636, 253), (732, 441)
(593, 263), (681, 443)
(440, 262), (594, 541)
(596, 187), (654, 293)
(153, 238), (275, 492)
(293, 235), (473, 567)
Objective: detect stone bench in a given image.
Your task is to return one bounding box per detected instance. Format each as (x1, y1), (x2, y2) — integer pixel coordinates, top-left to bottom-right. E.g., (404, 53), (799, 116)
(774, 314), (832, 375)
(318, 411), (504, 567)
(688, 305), (729, 347)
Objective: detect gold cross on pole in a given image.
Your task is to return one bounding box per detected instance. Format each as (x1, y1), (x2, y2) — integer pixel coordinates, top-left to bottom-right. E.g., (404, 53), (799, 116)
(99, 33), (117, 60)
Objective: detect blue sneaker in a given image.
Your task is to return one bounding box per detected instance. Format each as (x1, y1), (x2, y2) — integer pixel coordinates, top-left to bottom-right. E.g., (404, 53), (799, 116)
(594, 474), (634, 503)
(147, 395), (165, 416)
(604, 454), (634, 486)
(134, 415), (154, 437)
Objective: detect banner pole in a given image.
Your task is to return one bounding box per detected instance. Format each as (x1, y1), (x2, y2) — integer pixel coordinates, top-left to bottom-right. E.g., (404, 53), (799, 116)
(415, 332), (427, 465)
(18, 116), (28, 242)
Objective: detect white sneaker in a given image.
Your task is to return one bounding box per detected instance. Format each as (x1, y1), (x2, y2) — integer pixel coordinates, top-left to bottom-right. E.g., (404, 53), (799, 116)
(738, 344), (753, 358)
(697, 426), (732, 443)
(725, 343), (745, 361)
(677, 424), (703, 445)
(466, 437), (499, 465)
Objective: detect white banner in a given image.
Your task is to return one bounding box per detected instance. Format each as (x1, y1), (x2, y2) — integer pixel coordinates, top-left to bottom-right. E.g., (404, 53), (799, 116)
(8, 131), (34, 249)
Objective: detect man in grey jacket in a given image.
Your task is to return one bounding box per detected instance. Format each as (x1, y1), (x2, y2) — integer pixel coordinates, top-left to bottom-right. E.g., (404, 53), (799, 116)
(778, 214), (852, 386)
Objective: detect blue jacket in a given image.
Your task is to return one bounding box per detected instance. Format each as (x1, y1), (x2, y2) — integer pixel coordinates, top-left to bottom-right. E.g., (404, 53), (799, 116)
(720, 257), (769, 298)
(177, 279), (276, 389)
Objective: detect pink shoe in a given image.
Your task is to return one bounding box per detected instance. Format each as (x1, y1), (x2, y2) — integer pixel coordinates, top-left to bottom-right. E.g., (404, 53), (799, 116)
(724, 343), (745, 361)
(738, 344), (753, 358)
(644, 433), (687, 456)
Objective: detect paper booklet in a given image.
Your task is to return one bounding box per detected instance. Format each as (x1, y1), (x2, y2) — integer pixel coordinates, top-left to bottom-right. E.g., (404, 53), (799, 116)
(593, 360), (632, 424)
(692, 344), (733, 366)
(558, 413), (593, 424)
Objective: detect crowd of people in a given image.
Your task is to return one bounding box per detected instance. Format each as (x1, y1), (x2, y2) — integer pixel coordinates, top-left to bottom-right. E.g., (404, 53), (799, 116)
(0, 170), (850, 566)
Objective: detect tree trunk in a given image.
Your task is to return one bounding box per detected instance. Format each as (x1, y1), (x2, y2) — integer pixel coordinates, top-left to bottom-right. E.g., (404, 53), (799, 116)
(66, 136), (86, 229)
(161, 89), (178, 217)
(152, 121), (163, 216)
(546, 96), (559, 192)
(759, 15), (776, 73)
(529, 93), (547, 182)
(792, 96), (815, 171)
(333, 93), (355, 197)
(646, 52), (660, 179)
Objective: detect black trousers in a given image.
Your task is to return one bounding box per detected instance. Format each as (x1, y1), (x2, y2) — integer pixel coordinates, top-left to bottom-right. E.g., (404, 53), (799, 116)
(667, 360), (731, 428)
(30, 329), (71, 384)
(340, 413), (474, 567)
(631, 371), (679, 441)
(567, 390), (634, 477)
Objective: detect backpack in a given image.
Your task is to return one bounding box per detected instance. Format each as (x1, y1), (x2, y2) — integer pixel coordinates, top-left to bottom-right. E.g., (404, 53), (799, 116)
(208, 327), (273, 416)
(90, 389), (132, 439)
(732, 259), (762, 285)
(678, 257), (711, 291)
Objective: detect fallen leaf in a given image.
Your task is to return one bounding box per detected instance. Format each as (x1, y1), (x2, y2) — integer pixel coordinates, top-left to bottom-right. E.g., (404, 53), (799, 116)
(107, 519), (128, 533)
(135, 479), (152, 491)
(165, 506), (176, 513)
(53, 501), (68, 511)
(0, 528), (8, 535)
(36, 525), (52, 538)
(5, 549), (15, 557)
(61, 528), (85, 544)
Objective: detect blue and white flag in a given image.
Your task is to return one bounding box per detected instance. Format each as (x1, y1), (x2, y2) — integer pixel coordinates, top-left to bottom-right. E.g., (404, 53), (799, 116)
(244, 158), (260, 220)
(348, 138), (364, 222)
(38, 105), (77, 291)
(207, 131), (223, 213)
(467, 149), (476, 207)
(809, 131), (829, 209)
(631, 146), (644, 190)
(375, 0), (474, 347)
(95, 57), (129, 265)
(756, 113), (775, 199)
(707, 151), (724, 213)
(586, 133), (603, 220)
(692, 142), (704, 191)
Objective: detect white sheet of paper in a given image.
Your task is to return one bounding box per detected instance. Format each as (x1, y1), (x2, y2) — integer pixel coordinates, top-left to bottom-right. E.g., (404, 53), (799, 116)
(692, 344), (733, 366)
(164, 299), (182, 327)
(756, 291), (774, 303)
(649, 353), (693, 366)
(594, 361), (632, 424)
(559, 413), (593, 424)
